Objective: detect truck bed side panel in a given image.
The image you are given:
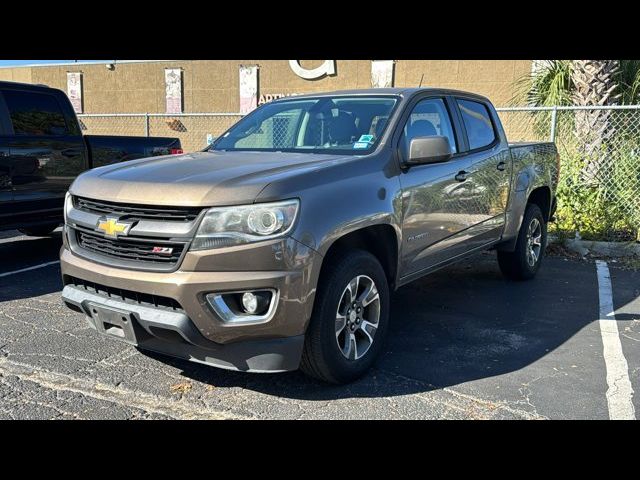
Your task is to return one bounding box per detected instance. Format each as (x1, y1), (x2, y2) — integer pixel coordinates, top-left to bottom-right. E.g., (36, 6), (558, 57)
(500, 142), (558, 248)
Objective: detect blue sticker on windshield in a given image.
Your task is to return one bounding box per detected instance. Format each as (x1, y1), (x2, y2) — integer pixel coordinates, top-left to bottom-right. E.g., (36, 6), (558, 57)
(353, 142), (370, 149)
(358, 134), (374, 144)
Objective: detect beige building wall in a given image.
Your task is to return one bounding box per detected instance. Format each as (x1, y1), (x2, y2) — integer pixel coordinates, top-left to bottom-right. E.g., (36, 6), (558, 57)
(0, 60), (531, 113)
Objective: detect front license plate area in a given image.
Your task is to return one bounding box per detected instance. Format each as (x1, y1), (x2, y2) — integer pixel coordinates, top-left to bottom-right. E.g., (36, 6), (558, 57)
(88, 303), (139, 345)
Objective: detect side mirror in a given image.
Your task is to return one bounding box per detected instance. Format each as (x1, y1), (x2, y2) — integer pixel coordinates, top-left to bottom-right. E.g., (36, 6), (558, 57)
(407, 136), (453, 165)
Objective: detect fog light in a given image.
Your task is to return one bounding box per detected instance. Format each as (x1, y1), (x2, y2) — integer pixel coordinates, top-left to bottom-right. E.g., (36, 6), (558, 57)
(205, 289), (277, 325)
(241, 291), (271, 315)
(242, 292), (258, 314)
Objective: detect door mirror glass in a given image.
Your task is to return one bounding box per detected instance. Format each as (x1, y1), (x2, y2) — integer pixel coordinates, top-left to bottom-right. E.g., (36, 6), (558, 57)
(407, 136), (453, 165)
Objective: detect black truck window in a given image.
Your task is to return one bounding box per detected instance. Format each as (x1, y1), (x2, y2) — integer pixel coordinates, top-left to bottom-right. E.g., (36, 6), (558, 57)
(2, 90), (69, 136)
(456, 99), (496, 150)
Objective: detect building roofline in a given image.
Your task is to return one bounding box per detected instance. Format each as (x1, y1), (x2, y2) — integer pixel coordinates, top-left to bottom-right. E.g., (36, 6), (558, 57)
(0, 60), (180, 69)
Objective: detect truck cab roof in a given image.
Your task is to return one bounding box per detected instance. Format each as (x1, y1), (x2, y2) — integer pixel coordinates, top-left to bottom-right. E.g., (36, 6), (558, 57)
(276, 87), (492, 103)
(0, 80), (52, 91)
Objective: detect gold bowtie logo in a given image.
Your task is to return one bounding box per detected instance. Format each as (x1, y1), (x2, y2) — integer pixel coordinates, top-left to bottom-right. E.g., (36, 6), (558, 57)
(96, 217), (132, 238)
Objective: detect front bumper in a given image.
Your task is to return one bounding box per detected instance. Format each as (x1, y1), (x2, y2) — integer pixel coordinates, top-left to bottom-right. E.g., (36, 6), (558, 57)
(61, 284), (304, 372)
(59, 235), (322, 372)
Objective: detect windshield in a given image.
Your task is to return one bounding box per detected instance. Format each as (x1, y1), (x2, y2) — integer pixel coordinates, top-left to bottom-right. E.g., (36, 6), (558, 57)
(210, 95), (398, 154)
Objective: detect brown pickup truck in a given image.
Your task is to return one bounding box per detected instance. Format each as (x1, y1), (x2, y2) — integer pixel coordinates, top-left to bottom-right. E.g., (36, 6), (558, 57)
(61, 88), (558, 384)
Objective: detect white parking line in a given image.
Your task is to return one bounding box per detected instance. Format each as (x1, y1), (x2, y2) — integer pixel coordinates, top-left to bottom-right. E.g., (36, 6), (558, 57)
(0, 261), (60, 278)
(595, 260), (636, 420)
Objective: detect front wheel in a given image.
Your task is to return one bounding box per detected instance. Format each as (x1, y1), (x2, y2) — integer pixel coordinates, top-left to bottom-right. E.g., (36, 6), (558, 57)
(300, 249), (390, 384)
(497, 203), (547, 280)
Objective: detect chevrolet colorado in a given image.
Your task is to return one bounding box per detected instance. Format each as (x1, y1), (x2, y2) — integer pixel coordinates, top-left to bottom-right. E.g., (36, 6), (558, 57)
(60, 88), (558, 384)
(0, 81), (182, 235)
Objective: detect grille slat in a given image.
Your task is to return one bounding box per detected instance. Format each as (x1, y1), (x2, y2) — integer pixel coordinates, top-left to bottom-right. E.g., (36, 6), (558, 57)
(74, 196), (201, 222)
(77, 231), (185, 265)
(66, 276), (183, 312)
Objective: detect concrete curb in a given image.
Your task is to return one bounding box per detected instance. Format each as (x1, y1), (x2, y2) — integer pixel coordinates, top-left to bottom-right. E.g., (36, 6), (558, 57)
(549, 235), (640, 258)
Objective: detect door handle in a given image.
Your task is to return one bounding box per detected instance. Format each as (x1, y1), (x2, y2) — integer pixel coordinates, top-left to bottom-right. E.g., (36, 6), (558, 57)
(455, 171), (469, 182)
(497, 161), (506, 171)
(61, 149), (82, 158)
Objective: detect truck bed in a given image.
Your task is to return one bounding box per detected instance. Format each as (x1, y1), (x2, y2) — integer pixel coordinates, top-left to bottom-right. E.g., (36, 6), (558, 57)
(85, 135), (182, 168)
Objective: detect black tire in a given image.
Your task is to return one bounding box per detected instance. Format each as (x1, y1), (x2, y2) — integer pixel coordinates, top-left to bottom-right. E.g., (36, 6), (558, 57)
(498, 203), (547, 280)
(300, 249), (390, 384)
(18, 224), (59, 237)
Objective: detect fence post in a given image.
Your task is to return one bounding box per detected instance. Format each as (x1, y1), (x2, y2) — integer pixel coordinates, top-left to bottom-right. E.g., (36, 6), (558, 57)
(144, 113), (150, 137)
(549, 106), (558, 142)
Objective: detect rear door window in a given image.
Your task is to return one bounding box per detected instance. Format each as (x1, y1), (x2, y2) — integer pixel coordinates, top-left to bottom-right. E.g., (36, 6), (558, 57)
(456, 99), (496, 150)
(1, 90), (69, 136)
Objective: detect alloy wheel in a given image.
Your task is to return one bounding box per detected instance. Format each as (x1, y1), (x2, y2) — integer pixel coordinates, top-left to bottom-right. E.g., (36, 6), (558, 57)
(335, 275), (381, 360)
(526, 217), (543, 267)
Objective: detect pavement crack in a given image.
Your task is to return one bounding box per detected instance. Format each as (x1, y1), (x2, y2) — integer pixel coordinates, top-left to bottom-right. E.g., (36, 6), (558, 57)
(0, 357), (250, 420)
(0, 310), (82, 340)
(373, 367), (547, 420)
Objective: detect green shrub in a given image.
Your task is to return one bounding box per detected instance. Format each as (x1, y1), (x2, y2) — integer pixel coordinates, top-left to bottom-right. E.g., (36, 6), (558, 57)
(551, 142), (640, 241)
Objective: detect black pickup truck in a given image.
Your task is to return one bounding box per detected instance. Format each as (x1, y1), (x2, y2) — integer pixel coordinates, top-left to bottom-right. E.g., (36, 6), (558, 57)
(0, 81), (182, 236)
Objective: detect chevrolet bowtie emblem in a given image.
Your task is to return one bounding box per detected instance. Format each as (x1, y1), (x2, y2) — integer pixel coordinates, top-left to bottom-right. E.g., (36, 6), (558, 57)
(96, 217), (133, 238)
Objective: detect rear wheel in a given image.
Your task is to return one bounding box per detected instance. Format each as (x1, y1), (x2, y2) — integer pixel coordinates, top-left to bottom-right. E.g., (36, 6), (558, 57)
(300, 249), (389, 384)
(498, 203), (546, 280)
(18, 224), (59, 237)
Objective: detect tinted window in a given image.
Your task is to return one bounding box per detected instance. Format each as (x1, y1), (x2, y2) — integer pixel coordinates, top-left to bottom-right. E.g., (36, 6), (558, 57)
(2, 90), (68, 136)
(213, 96), (398, 155)
(400, 98), (457, 160)
(457, 99), (495, 150)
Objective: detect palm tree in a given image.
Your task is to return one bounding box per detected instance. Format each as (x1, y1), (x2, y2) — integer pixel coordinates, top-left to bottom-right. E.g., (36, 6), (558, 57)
(572, 60), (621, 157)
(515, 60), (574, 107)
(515, 60), (640, 107)
(515, 60), (640, 181)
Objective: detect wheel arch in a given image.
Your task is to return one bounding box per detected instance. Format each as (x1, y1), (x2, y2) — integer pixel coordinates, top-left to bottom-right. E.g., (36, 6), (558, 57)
(498, 185), (552, 252)
(320, 223), (400, 291)
(527, 186), (552, 222)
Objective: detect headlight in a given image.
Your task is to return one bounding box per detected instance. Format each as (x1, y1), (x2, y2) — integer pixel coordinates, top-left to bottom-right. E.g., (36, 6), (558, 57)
(63, 191), (72, 224)
(191, 199), (299, 251)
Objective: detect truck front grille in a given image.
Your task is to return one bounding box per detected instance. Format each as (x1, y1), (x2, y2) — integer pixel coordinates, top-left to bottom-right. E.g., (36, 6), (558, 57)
(73, 196), (202, 222)
(76, 230), (185, 266)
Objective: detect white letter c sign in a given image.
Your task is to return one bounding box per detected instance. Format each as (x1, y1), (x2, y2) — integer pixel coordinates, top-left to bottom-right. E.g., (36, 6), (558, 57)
(289, 60), (336, 80)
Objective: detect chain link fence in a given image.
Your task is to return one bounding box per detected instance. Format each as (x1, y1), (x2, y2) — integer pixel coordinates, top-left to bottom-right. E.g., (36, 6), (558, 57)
(497, 106), (640, 241)
(78, 106), (640, 242)
(78, 113), (243, 153)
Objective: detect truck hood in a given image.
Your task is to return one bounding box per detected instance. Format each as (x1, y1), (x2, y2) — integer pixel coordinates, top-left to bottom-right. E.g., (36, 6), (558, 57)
(70, 150), (351, 206)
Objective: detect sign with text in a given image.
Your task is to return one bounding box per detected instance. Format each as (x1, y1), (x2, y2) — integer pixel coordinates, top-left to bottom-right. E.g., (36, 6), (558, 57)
(239, 65), (259, 114)
(165, 68), (183, 114)
(258, 93), (302, 105)
(67, 72), (83, 113)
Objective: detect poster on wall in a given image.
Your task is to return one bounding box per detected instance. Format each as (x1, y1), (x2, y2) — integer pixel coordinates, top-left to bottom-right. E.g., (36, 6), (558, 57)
(165, 68), (183, 114)
(239, 65), (259, 114)
(371, 60), (395, 88)
(67, 72), (83, 113)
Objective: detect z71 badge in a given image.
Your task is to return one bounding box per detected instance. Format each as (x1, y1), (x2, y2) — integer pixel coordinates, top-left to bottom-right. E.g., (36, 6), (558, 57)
(152, 246), (174, 255)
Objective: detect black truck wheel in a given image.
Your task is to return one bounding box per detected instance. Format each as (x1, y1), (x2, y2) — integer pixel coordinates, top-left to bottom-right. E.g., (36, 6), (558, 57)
(300, 249), (390, 384)
(498, 203), (547, 280)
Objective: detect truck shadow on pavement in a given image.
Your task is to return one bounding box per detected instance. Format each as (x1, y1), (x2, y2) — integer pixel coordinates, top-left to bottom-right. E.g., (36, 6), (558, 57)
(0, 232), (63, 302)
(150, 254), (603, 400)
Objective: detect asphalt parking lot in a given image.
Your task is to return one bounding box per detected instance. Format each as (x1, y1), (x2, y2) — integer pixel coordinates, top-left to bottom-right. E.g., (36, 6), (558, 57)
(0, 228), (638, 420)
